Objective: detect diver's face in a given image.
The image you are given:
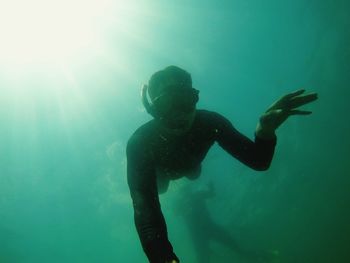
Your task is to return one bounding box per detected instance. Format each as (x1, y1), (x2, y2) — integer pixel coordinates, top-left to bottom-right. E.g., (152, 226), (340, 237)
(153, 82), (199, 136)
(159, 109), (197, 136)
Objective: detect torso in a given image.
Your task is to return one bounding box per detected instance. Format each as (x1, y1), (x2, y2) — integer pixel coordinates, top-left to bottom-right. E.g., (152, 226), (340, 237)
(140, 110), (217, 179)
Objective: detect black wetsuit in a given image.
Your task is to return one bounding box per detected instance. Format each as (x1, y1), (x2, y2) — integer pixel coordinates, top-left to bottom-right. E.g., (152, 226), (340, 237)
(126, 110), (277, 263)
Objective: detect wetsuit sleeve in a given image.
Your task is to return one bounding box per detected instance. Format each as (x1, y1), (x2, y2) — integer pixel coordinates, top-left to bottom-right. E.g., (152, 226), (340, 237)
(126, 135), (179, 263)
(212, 112), (277, 170)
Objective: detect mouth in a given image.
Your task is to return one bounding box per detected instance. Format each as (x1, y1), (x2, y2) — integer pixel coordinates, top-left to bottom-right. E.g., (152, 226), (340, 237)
(159, 110), (196, 135)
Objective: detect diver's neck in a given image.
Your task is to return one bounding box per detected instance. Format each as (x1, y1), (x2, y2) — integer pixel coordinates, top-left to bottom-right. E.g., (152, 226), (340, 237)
(159, 127), (188, 139)
(155, 121), (190, 140)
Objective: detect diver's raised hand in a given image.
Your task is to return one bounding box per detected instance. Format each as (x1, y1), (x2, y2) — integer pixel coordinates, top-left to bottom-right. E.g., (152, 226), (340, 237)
(256, 89), (318, 139)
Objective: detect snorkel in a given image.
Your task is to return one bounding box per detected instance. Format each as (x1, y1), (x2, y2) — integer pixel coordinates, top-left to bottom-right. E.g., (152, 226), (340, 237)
(141, 84), (157, 118)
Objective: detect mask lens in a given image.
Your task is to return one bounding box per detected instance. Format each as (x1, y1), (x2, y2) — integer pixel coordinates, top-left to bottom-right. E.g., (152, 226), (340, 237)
(153, 88), (198, 118)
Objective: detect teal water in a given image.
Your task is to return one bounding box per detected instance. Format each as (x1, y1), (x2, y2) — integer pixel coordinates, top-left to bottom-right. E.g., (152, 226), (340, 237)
(0, 0), (349, 262)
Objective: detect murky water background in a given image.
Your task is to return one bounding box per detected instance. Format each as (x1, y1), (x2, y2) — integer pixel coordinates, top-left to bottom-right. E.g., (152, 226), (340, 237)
(0, 0), (349, 262)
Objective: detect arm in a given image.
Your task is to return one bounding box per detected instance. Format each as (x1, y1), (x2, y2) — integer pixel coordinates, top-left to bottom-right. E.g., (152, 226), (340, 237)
(212, 112), (276, 171)
(126, 136), (179, 263)
(213, 89), (318, 170)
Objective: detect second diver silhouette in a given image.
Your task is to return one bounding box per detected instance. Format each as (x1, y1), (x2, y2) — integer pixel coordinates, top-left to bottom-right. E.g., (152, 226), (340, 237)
(174, 182), (279, 263)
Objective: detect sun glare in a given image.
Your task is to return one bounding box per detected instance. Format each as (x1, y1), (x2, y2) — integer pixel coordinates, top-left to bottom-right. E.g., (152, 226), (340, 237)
(0, 0), (113, 69)
(0, 0), (153, 126)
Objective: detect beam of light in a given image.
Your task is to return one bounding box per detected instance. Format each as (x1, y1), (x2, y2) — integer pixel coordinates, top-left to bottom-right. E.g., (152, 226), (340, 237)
(0, 0), (156, 128)
(0, 0), (111, 70)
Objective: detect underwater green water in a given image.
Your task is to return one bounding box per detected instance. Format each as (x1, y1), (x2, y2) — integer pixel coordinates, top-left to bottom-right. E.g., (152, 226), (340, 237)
(0, 0), (349, 262)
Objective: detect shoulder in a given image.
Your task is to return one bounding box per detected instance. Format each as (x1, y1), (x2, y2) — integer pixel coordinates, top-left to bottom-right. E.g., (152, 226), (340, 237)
(127, 120), (157, 155)
(194, 109), (237, 140)
(196, 109), (223, 118)
(196, 109), (233, 128)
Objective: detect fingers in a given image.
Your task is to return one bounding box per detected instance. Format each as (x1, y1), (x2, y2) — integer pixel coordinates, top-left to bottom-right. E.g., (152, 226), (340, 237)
(288, 92), (318, 109)
(288, 109), (312, 115)
(266, 89), (309, 112)
(266, 89), (317, 115)
(283, 89), (306, 100)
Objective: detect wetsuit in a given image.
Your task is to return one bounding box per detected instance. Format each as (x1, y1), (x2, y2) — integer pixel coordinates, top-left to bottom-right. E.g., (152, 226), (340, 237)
(126, 110), (277, 263)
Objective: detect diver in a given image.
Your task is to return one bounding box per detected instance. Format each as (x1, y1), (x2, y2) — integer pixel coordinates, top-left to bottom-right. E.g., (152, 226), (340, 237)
(126, 65), (318, 263)
(173, 182), (278, 263)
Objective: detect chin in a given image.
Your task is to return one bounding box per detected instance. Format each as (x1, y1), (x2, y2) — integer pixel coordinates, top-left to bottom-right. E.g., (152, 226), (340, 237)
(160, 110), (196, 136)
